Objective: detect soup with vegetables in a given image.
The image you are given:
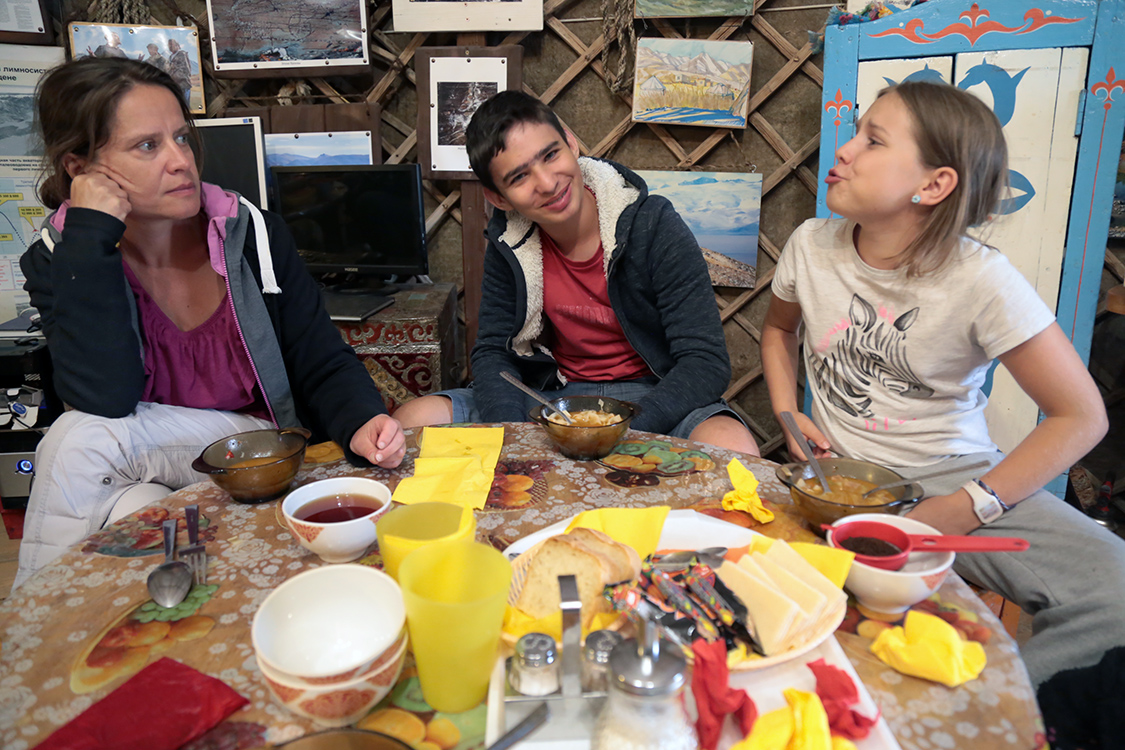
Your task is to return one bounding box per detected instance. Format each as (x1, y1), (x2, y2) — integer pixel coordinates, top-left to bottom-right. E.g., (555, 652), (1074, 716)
(546, 409), (622, 427)
(795, 475), (896, 506)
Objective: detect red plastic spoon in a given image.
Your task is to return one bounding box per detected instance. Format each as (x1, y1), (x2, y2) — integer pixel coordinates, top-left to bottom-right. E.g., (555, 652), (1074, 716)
(822, 520), (1029, 571)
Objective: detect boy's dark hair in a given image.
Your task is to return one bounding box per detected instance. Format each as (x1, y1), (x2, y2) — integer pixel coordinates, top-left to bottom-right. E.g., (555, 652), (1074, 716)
(466, 90), (568, 192)
(35, 56), (200, 209)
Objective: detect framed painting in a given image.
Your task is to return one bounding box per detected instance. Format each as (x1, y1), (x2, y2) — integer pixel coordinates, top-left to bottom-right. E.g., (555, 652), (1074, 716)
(68, 23), (205, 114)
(635, 0), (753, 20)
(206, 0), (368, 77)
(0, 0), (53, 45)
(416, 46), (522, 180)
(636, 170), (761, 288)
(393, 0), (543, 33)
(631, 38), (753, 128)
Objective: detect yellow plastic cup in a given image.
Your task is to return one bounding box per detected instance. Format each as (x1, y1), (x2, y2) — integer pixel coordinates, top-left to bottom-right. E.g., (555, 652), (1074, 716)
(398, 540), (512, 713)
(376, 501), (476, 580)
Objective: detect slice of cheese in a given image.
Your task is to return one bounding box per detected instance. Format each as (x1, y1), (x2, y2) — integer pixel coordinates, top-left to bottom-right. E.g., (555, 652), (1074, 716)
(716, 561), (801, 656)
(733, 554), (808, 651)
(764, 540), (849, 614)
(751, 552), (828, 639)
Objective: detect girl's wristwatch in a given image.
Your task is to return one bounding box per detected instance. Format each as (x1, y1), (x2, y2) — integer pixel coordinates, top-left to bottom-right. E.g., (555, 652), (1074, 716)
(962, 478), (1010, 524)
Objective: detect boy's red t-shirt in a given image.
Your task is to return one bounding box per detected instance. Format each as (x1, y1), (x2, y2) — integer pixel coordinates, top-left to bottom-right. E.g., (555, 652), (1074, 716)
(540, 229), (651, 382)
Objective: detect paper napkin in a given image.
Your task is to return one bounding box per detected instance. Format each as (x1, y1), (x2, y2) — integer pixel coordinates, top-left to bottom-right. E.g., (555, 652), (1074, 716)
(789, 543), (855, 590)
(391, 426), (504, 509)
(37, 657), (247, 750)
(563, 505), (670, 561)
(691, 637), (758, 750)
(502, 606), (619, 642)
(722, 460), (774, 523)
(870, 610), (987, 687)
(806, 658), (877, 740)
(731, 687), (856, 750)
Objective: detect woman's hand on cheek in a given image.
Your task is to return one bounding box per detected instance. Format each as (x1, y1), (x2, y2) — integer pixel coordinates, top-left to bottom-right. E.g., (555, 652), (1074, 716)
(349, 414), (406, 468)
(69, 170), (131, 222)
(905, 490), (982, 536)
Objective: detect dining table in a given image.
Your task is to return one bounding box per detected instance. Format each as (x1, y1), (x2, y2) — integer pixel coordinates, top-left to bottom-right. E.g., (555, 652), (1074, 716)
(0, 423), (1046, 750)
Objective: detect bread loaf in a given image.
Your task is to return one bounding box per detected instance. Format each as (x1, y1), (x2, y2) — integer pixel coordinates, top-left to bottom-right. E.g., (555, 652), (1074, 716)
(514, 535), (615, 626)
(567, 527), (642, 583)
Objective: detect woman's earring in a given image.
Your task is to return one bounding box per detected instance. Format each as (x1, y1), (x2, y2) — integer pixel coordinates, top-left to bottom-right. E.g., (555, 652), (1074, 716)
(911, 194), (922, 204)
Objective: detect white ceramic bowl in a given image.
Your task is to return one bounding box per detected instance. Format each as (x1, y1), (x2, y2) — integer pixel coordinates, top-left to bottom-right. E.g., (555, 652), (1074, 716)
(828, 513), (956, 614)
(252, 565), (406, 685)
(283, 477), (392, 563)
(259, 631), (408, 727)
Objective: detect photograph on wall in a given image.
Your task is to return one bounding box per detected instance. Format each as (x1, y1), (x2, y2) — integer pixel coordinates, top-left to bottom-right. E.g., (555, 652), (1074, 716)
(206, 0), (368, 75)
(263, 131), (373, 206)
(635, 0), (752, 20)
(632, 38), (753, 128)
(0, 43), (64, 319)
(417, 46), (521, 179)
(68, 23), (205, 113)
(393, 0), (542, 34)
(636, 170), (761, 288)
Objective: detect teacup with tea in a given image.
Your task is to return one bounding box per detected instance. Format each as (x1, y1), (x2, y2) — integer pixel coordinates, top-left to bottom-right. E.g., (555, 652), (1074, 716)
(282, 477), (392, 563)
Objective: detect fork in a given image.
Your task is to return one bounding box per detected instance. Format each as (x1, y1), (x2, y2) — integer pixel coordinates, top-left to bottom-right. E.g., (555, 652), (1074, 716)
(181, 504), (207, 586)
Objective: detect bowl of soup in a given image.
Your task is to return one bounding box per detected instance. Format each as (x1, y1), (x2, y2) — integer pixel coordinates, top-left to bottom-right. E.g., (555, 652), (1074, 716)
(282, 477), (392, 563)
(528, 396), (638, 460)
(192, 427), (312, 503)
(774, 457), (924, 530)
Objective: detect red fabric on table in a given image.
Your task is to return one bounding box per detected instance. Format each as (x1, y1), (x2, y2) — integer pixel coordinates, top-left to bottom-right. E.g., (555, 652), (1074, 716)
(691, 638), (758, 750)
(807, 657), (878, 740)
(37, 657), (248, 750)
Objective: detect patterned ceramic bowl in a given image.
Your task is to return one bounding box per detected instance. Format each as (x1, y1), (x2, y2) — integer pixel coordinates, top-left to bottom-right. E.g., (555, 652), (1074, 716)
(259, 630), (408, 727)
(252, 565), (405, 685)
(282, 477), (392, 563)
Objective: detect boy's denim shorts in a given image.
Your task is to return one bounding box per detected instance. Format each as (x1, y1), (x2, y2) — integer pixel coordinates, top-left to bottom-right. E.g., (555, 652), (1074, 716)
(433, 377), (744, 440)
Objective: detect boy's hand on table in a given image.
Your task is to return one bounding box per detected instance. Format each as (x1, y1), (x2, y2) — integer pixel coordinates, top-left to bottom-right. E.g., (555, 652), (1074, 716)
(906, 491), (982, 536)
(350, 414), (406, 468)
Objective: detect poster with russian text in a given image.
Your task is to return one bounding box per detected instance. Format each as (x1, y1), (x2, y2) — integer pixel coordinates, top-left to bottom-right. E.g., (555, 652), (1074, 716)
(0, 44), (64, 320)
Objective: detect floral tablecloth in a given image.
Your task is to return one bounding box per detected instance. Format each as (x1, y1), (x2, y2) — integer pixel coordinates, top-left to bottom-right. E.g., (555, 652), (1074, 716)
(0, 425), (1044, 749)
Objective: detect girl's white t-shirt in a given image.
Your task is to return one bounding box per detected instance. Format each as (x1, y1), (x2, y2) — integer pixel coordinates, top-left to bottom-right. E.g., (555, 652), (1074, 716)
(772, 218), (1055, 467)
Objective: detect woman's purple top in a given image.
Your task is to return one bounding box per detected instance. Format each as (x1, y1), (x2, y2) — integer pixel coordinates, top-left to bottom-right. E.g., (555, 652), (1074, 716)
(122, 261), (267, 418)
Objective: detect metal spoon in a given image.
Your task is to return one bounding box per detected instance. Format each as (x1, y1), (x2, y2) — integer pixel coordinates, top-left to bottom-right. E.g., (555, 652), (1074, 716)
(779, 411), (831, 493)
(146, 519), (192, 608)
(499, 371), (573, 425)
(652, 547), (728, 570)
(862, 460), (993, 497)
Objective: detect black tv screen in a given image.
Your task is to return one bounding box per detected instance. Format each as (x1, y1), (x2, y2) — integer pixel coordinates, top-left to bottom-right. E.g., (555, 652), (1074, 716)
(193, 116), (268, 209)
(271, 164), (428, 278)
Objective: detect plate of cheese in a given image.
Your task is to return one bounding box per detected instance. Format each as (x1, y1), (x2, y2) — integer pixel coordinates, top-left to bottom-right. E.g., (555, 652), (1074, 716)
(503, 509), (848, 671)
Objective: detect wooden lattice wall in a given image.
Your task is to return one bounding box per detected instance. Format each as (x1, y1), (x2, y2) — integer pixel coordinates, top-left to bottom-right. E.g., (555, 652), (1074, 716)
(58, 0), (832, 460)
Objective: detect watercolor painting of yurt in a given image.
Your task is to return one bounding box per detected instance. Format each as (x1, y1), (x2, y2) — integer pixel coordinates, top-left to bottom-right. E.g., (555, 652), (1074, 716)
(631, 38), (753, 128)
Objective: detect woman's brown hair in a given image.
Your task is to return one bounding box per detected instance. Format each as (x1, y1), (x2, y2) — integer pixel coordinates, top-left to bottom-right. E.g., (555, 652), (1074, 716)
(35, 56), (200, 209)
(881, 80), (1009, 277)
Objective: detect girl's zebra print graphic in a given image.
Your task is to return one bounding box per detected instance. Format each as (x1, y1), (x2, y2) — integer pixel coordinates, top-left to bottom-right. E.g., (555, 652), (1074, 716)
(814, 294), (934, 419)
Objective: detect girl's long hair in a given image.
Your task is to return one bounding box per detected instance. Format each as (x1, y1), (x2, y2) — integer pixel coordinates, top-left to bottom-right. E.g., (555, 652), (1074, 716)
(883, 80), (1009, 277)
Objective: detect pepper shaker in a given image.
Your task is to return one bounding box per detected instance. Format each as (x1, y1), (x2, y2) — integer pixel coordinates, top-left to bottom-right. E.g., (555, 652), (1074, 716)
(582, 629), (624, 692)
(510, 632), (559, 697)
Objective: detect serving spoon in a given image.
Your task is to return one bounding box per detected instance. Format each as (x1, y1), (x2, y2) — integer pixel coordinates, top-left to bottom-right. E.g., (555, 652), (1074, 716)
(779, 411), (830, 493)
(146, 519), (193, 608)
(499, 371), (573, 424)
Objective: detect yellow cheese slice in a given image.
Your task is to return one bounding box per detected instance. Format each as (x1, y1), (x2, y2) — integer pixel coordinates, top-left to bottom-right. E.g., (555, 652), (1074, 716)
(716, 561), (801, 656)
(751, 552), (828, 641)
(735, 554), (808, 650)
(764, 540), (848, 613)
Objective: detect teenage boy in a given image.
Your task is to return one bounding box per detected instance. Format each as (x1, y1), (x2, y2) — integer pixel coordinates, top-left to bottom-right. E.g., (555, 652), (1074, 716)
(395, 91), (758, 454)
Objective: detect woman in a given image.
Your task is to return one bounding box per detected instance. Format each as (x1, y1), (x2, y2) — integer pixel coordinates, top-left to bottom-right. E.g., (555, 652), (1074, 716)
(16, 57), (405, 586)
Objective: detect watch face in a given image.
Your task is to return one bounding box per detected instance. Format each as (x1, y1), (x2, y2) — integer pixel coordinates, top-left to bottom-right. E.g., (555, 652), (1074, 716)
(976, 499), (1003, 524)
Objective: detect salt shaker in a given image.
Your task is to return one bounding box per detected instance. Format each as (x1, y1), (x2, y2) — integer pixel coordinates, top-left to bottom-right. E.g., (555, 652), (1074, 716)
(582, 629), (624, 692)
(509, 632), (559, 697)
(591, 618), (697, 750)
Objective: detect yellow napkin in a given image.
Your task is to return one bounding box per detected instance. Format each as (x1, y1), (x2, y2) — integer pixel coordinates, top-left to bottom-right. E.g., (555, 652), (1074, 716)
(870, 610), (987, 687)
(390, 427), (504, 509)
(502, 606), (619, 642)
(731, 688), (855, 750)
(563, 506), (670, 561)
(789, 542), (855, 590)
(723, 460), (774, 523)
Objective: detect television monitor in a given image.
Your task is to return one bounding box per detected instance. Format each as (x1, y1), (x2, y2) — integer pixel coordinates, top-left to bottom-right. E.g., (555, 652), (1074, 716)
(271, 164), (428, 280)
(193, 116), (268, 209)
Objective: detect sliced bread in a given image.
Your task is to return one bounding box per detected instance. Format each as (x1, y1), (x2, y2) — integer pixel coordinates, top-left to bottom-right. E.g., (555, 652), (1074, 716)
(567, 527), (642, 583)
(514, 535), (615, 626)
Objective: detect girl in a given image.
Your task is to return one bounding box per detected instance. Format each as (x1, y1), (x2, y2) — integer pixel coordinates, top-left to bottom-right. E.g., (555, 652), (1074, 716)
(761, 80), (1125, 746)
(16, 57), (405, 587)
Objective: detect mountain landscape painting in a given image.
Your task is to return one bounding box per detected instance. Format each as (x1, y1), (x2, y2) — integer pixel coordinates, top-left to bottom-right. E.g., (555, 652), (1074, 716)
(636, 170), (760, 288)
(632, 38), (753, 128)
